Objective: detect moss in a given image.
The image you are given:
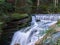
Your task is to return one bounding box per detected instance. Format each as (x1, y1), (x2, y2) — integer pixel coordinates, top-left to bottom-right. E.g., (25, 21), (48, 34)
(0, 0), (5, 2)
(45, 28), (56, 35)
(0, 22), (3, 34)
(0, 20), (4, 39)
(11, 13), (31, 29)
(57, 38), (60, 45)
(2, 13), (32, 31)
(57, 19), (60, 26)
(11, 13), (29, 19)
(57, 20), (60, 24)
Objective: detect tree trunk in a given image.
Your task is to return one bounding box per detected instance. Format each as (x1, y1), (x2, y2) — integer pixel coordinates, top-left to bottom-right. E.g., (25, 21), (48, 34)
(54, 0), (58, 8)
(37, 0), (40, 13)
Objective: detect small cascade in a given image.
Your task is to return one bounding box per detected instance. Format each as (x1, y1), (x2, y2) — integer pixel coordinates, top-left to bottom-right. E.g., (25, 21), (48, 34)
(10, 15), (58, 45)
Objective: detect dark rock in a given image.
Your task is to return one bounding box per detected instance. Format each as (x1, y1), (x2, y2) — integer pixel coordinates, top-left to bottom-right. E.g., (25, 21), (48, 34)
(0, 15), (32, 45)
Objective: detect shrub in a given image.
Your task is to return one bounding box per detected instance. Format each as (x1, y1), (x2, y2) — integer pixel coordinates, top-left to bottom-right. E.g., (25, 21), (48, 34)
(56, 38), (60, 45)
(0, 22), (4, 33)
(0, 1), (14, 15)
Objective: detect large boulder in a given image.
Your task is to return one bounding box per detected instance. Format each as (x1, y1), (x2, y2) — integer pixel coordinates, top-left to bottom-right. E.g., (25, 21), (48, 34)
(35, 24), (60, 45)
(1, 13), (32, 45)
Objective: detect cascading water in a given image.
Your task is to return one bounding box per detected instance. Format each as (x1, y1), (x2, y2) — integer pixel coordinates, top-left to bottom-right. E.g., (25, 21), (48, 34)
(10, 15), (58, 45)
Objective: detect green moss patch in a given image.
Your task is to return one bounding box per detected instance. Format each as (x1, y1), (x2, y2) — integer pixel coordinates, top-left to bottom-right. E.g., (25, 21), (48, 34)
(11, 13), (29, 19)
(57, 19), (60, 27)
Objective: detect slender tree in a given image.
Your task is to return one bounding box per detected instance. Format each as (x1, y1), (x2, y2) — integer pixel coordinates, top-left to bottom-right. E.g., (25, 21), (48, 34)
(37, 0), (40, 7)
(37, 0), (40, 13)
(54, 0), (58, 8)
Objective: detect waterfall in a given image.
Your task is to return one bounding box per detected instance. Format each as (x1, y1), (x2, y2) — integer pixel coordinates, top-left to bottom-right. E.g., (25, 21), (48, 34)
(10, 15), (57, 45)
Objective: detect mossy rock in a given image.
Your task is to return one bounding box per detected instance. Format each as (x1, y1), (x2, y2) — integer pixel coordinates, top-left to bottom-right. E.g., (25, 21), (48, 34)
(11, 13), (29, 19)
(0, 13), (32, 45)
(57, 19), (60, 24)
(3, 13), (32, 31)
(57, 19), (60, 26)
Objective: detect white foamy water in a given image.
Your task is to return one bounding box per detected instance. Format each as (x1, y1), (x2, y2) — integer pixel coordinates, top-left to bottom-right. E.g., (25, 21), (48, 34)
(10, 15), (58, 45)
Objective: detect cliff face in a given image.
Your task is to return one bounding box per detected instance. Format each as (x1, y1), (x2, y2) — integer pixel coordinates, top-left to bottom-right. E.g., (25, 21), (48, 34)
(1, 14), (32, 45)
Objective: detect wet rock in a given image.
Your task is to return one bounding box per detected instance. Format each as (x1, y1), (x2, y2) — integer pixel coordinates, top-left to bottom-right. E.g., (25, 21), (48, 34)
(0, 15), (31, 45)
(14, 43), (20, 45)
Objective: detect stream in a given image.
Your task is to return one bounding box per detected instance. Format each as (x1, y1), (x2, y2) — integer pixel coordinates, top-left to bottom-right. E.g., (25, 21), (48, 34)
(10, 15), (60, 45)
